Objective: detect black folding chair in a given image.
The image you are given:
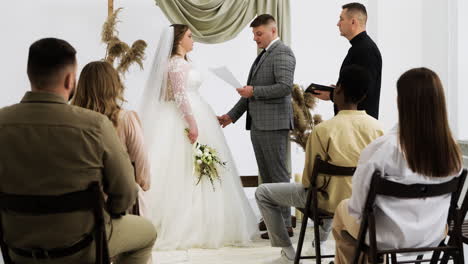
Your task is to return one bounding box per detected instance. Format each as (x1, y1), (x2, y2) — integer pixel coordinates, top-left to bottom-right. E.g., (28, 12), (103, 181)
(295, 155), (356, 264)
(0, 181), (111, 264)
(130, 162), (140, 216)
(437, 169), (468, 264)
(348, 169), (467, 264)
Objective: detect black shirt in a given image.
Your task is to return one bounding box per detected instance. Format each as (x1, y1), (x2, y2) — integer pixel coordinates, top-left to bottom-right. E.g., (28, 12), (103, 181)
(335, 31), (382, 119)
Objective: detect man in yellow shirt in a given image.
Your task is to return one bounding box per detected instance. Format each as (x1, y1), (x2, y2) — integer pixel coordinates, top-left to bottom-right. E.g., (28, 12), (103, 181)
(256, 65), (384, 264)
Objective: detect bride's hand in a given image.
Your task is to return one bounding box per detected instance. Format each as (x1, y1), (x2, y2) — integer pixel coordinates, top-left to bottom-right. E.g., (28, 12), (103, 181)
(187, 126), (198, 144)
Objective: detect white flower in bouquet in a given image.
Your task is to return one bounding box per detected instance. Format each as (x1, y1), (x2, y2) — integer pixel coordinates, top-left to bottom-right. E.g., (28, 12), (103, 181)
(185, 128), (227, 191)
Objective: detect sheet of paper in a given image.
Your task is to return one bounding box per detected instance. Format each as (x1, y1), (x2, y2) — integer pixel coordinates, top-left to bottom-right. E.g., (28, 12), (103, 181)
(210, 66), (242, 88)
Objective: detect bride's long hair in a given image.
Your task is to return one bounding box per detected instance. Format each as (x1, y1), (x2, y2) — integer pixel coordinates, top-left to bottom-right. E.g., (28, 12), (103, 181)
(171, 24), (189, 60)
(72, 61), (125, 127)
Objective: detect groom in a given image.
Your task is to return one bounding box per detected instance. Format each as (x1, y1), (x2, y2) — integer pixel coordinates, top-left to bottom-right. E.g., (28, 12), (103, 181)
(218, 14), (296, 237)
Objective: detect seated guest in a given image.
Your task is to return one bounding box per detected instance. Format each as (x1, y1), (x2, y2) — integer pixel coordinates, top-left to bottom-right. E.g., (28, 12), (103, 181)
(0, 38), (156, 264)
(332, 67), (463, 264)
(72, 61), (151, 218)
(256, 65), (384, 264)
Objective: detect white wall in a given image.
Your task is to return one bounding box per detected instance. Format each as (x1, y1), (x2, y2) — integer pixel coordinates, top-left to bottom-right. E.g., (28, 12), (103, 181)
(0, 0), (466, 176)
(457, 0), (468, 140)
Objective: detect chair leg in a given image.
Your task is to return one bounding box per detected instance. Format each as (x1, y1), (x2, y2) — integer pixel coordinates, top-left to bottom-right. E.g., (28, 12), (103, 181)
(430, 240), (446, 264)
(390, 253), (397, 264)
(314, 221), (322, 263)
(439, 247), (454, 264)
(0, 245), (12, 264)
(415, 254), (423, 263)
(294, 215), (308, 264)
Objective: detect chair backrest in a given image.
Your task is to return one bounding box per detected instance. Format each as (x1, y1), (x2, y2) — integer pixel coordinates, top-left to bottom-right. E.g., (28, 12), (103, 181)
(304, 155), (356, 218)
(309, 155), (357, 186)
(0, 181), (110, 264)
(456, 170), (468, 220)
(357, 169), (467, 262)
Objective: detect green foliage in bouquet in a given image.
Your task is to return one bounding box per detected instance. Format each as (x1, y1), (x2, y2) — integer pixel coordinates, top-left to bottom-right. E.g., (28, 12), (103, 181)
(101, 8), (147, 77)
(193, 142), (227, 190)
(290, 84), (323, 150)
(185, 129), (227, 191)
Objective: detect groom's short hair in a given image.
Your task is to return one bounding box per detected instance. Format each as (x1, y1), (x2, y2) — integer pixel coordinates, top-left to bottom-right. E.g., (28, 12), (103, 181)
(250, 14), (276, 28)
(27, 38), (77, 90)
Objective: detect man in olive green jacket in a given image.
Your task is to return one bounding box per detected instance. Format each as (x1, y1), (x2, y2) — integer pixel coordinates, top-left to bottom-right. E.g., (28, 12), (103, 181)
(0, 38), (156, 264)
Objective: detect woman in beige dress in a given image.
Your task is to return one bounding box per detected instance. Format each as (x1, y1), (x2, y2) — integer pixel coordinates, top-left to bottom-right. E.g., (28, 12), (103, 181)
(72, 61), (151, 217)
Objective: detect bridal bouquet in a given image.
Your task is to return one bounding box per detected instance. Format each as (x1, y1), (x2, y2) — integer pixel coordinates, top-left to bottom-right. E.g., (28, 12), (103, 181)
(186, 129), (227, 190)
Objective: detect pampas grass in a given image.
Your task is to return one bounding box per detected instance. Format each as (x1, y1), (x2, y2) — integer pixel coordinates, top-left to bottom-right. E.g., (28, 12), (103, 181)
(117, 40), (147, 74)
(102, 8), (122, 43)
(106, 37), (129, 65)
(101, 8), (147, 77)
(290, 84), (322, 150)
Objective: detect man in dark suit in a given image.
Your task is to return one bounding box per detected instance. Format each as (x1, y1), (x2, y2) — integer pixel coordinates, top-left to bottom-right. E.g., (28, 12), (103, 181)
(314, 2), (382, 119)
(218, 14), (296, 238)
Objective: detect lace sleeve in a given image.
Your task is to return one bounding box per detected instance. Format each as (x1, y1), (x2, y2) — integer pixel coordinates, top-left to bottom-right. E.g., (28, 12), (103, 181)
(168, 58), (196, 129)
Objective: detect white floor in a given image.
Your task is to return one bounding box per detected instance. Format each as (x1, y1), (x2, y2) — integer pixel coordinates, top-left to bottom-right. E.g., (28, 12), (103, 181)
(151, 232), (468, 264)
(151, 226), (322, 264)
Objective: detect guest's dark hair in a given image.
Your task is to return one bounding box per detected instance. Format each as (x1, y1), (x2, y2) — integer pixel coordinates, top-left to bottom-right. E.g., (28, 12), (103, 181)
(250, 14), (276, 28)
(27, 38), (76, 90)
(170, 24), (189, 60)
(397, 68), (461, 177)
(337, 65), (369, 104)
(342, 2), (367, 24)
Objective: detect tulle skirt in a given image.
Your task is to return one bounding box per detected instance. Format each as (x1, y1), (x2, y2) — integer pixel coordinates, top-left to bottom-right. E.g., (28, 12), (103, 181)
(146, 93), (258, 250)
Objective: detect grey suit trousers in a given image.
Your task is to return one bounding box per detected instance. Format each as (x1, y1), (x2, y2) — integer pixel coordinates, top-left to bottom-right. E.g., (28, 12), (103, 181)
(255, 183), (332, 247)
(250, 128), (291, 226)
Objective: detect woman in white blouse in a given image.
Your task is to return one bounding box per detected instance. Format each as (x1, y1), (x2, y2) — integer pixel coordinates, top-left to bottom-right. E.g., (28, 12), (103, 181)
(332, 67), (463, 264)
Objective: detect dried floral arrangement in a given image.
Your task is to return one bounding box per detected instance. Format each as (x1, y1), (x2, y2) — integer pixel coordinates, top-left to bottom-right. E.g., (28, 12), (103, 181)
(290, 84), (323, 150)
(101, 8), (147, 76)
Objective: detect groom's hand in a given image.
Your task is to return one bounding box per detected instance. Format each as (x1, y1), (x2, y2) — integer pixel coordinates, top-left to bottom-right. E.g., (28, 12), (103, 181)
(217, 114), (232, 128)
(236, 86), (254, 98)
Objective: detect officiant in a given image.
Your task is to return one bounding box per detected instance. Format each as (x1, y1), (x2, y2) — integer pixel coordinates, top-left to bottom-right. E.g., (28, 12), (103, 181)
(313, 2), (382, 119)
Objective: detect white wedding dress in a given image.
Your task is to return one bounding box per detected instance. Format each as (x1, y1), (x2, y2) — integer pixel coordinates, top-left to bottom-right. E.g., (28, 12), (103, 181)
(146, 56), (257, 250)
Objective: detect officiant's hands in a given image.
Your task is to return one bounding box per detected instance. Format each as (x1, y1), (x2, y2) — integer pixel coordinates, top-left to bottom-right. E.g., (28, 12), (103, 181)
(217, 114), (232, 128)
(236, 85), (254, 98)
(312, 84), (336, 101)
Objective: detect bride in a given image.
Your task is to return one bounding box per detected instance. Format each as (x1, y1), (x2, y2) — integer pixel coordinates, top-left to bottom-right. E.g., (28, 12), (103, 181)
(139, 24), (258, 250)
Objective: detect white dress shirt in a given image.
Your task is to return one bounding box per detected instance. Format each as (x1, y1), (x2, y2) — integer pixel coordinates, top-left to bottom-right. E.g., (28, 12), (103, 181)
(265, 37), (280, 50)
(348, 125), (459, 249)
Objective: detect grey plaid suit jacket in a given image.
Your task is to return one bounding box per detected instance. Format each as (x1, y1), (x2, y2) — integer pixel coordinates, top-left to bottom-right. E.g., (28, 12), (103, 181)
(228, 40), (296, 130)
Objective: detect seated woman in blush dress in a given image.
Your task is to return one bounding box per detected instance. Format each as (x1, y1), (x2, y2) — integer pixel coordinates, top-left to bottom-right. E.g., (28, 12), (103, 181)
(72, 61), (151, 218)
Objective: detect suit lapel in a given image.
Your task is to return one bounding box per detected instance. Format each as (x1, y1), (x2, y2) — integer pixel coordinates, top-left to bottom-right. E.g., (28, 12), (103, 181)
(247, 62), (256, 85)
(250, 40), (282, 81)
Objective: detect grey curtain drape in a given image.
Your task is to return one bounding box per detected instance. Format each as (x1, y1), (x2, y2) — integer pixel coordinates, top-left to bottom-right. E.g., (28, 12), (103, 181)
(155, 0), (291, 45)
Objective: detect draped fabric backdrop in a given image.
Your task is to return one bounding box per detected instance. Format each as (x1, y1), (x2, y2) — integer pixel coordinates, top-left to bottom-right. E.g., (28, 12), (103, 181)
(154, 0), (291, 45)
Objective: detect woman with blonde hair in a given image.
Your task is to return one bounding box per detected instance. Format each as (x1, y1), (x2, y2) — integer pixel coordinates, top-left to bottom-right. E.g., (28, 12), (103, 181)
(73, 61), (151, 218)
